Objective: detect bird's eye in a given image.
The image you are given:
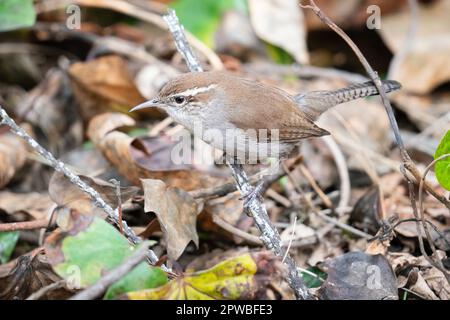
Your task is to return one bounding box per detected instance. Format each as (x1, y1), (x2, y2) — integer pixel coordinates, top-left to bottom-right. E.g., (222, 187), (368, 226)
(174, 96), (185, 104)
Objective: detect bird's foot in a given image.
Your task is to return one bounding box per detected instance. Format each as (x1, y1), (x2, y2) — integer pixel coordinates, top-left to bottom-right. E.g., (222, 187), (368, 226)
(240, 181), (265, 215)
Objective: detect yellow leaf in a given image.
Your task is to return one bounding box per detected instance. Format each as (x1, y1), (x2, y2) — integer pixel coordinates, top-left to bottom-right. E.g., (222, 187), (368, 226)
(126, 253), (272, 300)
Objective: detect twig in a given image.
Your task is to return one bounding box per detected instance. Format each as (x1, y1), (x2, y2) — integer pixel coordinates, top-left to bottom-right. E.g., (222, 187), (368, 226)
(163, 9), (312, 300)
(212, 215), (262, 246)
(299, 164), (333, 208)
(301, 0), (450, 211)
(246, 63), (369, 84)
(315, 209), (372, 239)
(322, 136), (351, 210)
(189, 155), (303, 199)
(36, 0), (223, 71)
(70, 242), (151, 300)
(110, 179), (124, 234)
(418, 154), (450, 283)
(387, 0), (419, 79)
(282, 215), (297, 263)
(0, 219), (51, 232)
(0, 107), (163, 269)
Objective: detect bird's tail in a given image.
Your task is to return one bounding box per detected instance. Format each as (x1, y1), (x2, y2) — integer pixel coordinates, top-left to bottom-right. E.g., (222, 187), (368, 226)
(294, 80), (401, 121)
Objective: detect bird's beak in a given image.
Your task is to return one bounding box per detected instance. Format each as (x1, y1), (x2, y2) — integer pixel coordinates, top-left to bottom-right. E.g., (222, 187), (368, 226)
(129, 98), (163, 112)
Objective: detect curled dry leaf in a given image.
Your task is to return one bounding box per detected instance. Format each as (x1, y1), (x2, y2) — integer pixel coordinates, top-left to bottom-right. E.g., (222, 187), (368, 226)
(17, 69), (83, 153)
(125, 251), (284, 300)
(248, 0), (309, 64)
(0, 249), (71, 300)
(87, 112), (221, 189)
(379, 0), (450, 94)
(0, 191), (54, 220)
(142, 179), (199, 261)
(319, 251), (398, 300)
(68, 55), (161, 120)
(48, 171), (139, 218)
(389, 251), (449, 300)
(0, 132), (27, 188)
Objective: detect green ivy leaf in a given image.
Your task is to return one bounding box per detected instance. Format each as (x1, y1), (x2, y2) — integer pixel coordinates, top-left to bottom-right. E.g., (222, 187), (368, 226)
(0, 0), (36, 32)
(435, 130), (450, 190)
(171, 0), (247, 47)
(45, 215), (167, 299)
(0, 231), (20, 264)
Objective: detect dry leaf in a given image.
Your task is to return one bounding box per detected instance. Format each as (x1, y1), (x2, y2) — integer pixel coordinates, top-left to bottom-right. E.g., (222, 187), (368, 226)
(125, 251), (283, 300)
(280, 223), (315, 243)
(379, 0), (450, 94)
(0, 191), (54, 220)
(17, 69), (83, 153)
(87, 112), (221, 189)
(68, 55), (161, 120)
(142, 179), (199, 260)
(0, 249), (71, 300)
(48, 171), (139, 218)
(248, 0), (309, 64)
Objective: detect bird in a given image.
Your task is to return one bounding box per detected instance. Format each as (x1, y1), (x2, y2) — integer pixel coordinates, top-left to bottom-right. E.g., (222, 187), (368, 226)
(130, 71), (401, 165)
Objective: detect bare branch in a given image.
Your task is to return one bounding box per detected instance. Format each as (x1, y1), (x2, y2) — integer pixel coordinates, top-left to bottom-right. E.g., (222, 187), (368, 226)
(0, 107), (163, 270)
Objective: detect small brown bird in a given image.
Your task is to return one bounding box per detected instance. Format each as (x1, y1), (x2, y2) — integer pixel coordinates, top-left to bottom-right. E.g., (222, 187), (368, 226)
(131, 71), (400, 163)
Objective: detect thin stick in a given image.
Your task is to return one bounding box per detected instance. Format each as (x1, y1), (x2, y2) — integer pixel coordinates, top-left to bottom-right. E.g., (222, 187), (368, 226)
(0, 219), (50, 232)
(26, 280), (66, 300)
(282, 215), (297, 263)
(301, 0), (450, 211)
(70, 242), (151, 300)
(212, 214), (262, 246)
(0, 107), (162, 269)
(298, 164), (333, 209)
(418, 154), (450, 283)
(163, 9), (312, 300)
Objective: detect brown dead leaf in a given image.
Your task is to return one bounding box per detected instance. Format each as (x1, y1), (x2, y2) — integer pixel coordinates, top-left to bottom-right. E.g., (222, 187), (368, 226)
(400, 267), (439, 300)
(0, 132), (27, 189)
(0, 249), (71, 300)
(87, 112), (222, 189)
(48, 171), (139, 218)
(17, 69), (83, 154)
(68, 55), (160, 120)
(422, 266), (450, 300)
(379, 0), (450, 94)
(142, 179), (199, 261)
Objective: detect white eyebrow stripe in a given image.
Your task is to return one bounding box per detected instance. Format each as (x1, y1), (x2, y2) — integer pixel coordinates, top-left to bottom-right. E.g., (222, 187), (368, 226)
(171, 84), (217, 98)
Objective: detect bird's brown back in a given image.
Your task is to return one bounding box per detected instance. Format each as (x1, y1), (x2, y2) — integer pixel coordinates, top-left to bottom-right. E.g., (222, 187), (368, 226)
(160, 72), (329, 142)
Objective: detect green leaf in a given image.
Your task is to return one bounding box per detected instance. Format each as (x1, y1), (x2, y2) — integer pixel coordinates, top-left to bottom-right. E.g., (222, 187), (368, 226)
(265, 43), (294, 65)
(300, 267), (327, 288)
(171, 0), (247, 47)
(435, 130), (450, 190)
(0, 231), (20, 264)
(104, 247), (167, 300)
(0, 0), (36, 32)
(45, 216), (167, 299)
